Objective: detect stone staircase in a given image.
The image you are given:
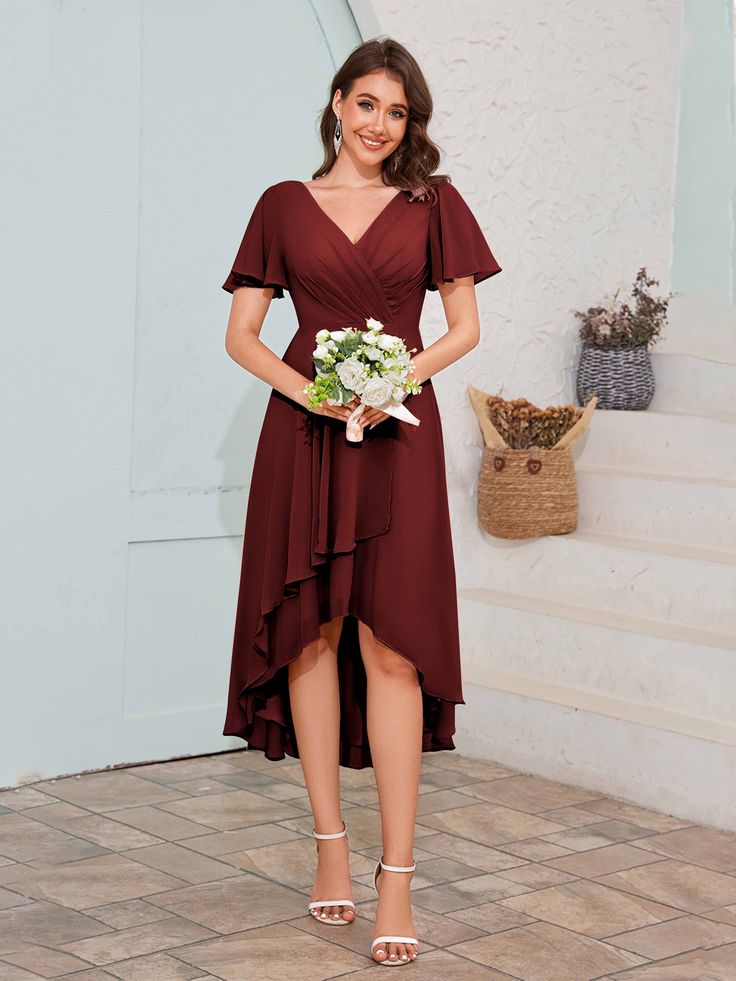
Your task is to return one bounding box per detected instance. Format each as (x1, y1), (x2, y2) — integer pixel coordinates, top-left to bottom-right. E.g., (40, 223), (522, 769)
(455, 296), (736, 830)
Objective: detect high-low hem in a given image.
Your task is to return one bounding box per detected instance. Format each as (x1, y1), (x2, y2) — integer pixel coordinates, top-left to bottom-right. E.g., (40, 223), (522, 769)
(222, 608), (464, 770)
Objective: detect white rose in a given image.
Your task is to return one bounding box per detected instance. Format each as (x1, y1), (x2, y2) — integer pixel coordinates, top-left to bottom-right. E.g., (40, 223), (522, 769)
(336, 357), (364, 390)
(361, 376), (394, 408)
(377, 333), (396, 351)
(316, 329), (331, 343)
(362, 331), (378, 344)
(330, 330), (347, 341)
(326, 339), (337, 350)
(313, 344), (330, 359)
(365, 317), (384, 331)
(364, 346), (384, 362)
(385, 369), (403, 384)
(392, 386), (406, 402)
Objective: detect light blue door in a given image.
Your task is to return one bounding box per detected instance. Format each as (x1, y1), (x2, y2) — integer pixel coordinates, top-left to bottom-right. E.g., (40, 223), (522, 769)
(0, 0), (364, 785)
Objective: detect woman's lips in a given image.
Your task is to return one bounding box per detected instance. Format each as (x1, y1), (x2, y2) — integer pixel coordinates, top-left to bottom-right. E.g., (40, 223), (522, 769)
(358, 134), (387, 151)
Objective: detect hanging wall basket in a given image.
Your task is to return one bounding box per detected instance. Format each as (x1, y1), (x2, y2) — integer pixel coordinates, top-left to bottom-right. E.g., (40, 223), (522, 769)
(467, 385), (597, 540)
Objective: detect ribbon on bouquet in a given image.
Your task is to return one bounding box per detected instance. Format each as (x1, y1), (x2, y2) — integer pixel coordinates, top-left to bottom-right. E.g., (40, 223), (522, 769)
(345, 399), (420, 443)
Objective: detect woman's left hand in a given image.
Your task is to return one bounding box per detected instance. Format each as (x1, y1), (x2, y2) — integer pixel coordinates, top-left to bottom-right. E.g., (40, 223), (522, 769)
(361, 408), (390, 430)
(346, 395), (390, 430)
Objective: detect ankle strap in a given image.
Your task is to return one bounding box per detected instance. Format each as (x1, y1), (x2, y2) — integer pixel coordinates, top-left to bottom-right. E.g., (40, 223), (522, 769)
(380, 858), (416, 872)
(312, 818), (348, 840)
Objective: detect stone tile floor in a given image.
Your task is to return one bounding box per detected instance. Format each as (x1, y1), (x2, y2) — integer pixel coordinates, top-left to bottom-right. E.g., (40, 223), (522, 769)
(1, 749), (736, 979)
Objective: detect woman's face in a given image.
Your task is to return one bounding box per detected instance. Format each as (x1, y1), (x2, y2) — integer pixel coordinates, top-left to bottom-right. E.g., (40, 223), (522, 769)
(334, 71), (409, 165)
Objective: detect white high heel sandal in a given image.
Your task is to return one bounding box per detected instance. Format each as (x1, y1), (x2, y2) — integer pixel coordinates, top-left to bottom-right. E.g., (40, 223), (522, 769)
(371, 857), (419, 965)
(307, 818), (356, 926)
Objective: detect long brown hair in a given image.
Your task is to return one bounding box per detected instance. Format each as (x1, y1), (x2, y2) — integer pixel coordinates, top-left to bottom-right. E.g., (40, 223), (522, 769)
(311, 37), (450, 204)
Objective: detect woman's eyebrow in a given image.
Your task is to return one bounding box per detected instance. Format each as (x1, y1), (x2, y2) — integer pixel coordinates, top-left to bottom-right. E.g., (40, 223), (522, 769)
(355, 91), (408, 111)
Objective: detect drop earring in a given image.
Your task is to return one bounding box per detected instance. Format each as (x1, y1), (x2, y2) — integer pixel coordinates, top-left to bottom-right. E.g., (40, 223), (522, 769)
(333, 116), (342, 157)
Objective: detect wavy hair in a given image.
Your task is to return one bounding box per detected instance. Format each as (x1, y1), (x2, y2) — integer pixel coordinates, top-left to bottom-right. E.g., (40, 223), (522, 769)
(311, 37), (450, 204)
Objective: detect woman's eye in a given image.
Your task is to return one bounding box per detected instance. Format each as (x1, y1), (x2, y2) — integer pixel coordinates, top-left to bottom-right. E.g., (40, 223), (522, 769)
(357, 100), (404, 118)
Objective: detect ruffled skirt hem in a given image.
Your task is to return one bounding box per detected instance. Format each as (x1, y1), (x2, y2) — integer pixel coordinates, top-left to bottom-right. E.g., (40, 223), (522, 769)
(222, 608), (462, 770)
(222, 390), (464, 769)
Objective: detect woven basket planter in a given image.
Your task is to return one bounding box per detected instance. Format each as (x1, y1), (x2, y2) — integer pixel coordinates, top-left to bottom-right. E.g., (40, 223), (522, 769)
(576, 343), (655, 411)
(468, 385), (597, 540)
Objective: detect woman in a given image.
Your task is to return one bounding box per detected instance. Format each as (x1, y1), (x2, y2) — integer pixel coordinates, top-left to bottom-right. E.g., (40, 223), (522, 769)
(221, 36), (501, 967)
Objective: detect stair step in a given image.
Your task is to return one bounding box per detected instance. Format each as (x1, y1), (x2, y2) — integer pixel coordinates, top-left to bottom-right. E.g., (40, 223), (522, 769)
(649, 352), (736, 416)
(572, 529), (736, 566)
(575, 466), (736, 554)
(572, 408), (736, 479)
(459, 590), (736, 743)
(461, 532), (736, 635)
(658, 292), (736, 363)
(460, 586), (736, 651)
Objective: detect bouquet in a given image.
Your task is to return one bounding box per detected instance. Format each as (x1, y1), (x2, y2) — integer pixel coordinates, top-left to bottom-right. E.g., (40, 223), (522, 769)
(302, 317), (423, 442)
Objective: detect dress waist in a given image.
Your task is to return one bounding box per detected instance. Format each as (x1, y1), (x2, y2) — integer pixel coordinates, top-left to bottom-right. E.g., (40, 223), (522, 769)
(296, 319), (418, 333)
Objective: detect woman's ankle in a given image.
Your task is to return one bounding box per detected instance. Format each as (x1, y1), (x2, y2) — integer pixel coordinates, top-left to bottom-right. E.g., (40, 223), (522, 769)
(313, 817), (347, 837)
(380, 854), (415, 868)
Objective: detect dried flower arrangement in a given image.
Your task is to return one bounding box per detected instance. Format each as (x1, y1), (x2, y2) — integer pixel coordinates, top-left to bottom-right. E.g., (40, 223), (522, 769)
(485, 395), (584, 449)
(574, 267), (673, 350)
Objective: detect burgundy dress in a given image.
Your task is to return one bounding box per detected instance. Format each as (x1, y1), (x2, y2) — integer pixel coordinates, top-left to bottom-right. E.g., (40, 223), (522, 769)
(221, 178), (501, 768)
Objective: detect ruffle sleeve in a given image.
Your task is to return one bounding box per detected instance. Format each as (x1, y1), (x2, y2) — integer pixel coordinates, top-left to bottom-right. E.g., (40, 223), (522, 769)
(222, 185), (289, 297)
(427, 180), (502, 290)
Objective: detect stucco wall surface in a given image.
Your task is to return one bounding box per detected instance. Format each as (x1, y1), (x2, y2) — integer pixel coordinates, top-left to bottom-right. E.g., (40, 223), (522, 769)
(362, 0), (682, 581)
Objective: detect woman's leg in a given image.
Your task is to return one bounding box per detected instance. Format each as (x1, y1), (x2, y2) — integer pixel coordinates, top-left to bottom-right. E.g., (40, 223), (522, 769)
(287, 615), (354, 922)
(358, 618), (423, 963)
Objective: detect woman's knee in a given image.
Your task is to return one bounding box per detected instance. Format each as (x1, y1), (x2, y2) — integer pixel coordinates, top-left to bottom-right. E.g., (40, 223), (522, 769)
(295, 615), (344, 667)
(357, 621), (419, 683)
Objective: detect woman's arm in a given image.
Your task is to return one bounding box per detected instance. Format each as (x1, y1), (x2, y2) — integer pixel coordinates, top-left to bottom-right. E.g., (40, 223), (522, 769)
(225, 286), (310, 405)
(359, 276), (479, 430)
(224, 287), (357, 421)
(407, 276), (480, 386)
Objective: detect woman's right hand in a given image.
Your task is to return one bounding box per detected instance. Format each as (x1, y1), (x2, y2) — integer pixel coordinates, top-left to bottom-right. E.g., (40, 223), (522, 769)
(297, 382), (361, 422)
(311, 394), (362, 422)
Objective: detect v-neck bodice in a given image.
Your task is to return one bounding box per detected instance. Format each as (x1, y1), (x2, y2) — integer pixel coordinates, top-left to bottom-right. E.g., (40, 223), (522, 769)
(298, 180), (405, 248)
(222, 179), (502, 376)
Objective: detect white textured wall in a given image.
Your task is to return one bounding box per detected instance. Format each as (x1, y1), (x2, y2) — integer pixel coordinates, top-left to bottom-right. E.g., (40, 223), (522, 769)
(359, 0), (682, 567)
(356, 2), (736, 829)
